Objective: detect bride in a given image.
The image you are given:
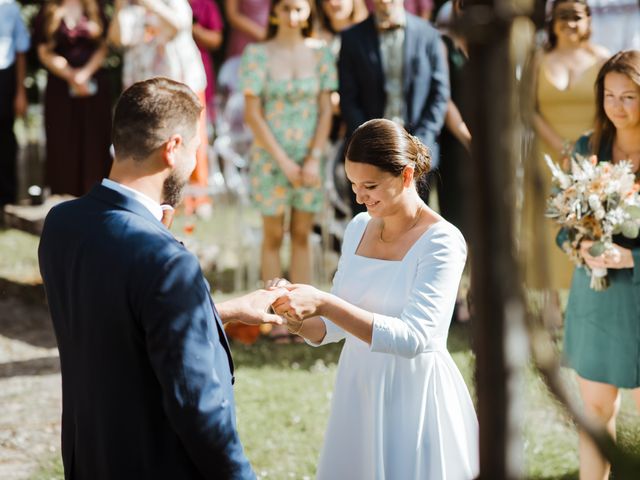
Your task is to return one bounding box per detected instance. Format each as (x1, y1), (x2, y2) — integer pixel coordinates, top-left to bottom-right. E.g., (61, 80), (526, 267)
(272, 118), (479, 479)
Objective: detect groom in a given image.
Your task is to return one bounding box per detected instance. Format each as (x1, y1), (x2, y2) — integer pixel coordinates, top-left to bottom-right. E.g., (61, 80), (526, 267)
(38, 78), (283, 479)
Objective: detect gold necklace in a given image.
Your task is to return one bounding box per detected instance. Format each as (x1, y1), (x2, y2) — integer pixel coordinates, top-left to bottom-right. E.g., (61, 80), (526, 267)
(379, 207), (423, 243)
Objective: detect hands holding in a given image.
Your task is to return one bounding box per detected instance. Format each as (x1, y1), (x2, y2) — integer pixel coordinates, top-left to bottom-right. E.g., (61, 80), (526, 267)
(217, 287), (288, 326)
(266, 278), (325, 334)
(301, 159), (321, 188)
(66, 67), (94, 97)
(580, 240), (635, 270)
(277, 152), (322, 189)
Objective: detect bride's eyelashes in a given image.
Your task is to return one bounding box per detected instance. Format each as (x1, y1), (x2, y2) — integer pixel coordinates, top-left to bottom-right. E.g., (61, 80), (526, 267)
(349, 182), (378, 190)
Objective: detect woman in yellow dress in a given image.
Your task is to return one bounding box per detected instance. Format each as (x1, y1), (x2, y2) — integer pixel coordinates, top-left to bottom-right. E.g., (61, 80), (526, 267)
(522, 0), (608, 304)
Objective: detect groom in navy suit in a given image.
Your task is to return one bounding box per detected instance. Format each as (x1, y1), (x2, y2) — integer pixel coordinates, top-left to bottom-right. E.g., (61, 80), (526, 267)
(338, 0), (449, 210)
(38, 78), (284, 479)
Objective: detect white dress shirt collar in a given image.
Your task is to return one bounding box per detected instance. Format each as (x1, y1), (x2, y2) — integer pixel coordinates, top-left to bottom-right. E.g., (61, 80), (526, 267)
(101, 178), (163, 222)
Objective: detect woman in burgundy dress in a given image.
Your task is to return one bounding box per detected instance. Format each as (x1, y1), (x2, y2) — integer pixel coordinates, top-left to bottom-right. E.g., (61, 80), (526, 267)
(34, 0), (112, 197)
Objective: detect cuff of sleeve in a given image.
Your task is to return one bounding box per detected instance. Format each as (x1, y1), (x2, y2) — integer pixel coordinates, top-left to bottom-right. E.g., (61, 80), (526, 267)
(304, 317), (344, 347)
(632, 249), (640, 284)
(370, 313), (395, 353)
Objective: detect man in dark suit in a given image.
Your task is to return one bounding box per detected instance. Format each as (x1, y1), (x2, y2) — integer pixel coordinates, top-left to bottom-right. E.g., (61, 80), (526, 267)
(38, 78), (284, 479)
(338, 0), (450, 210)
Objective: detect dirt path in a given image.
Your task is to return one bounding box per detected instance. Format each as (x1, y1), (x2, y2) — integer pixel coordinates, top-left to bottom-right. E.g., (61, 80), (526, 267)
(0, 298), (61, 480)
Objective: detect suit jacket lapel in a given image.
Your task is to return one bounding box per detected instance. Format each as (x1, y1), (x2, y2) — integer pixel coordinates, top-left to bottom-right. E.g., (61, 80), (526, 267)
(203, 278), (235, 378)
(210, 299), (235, 379)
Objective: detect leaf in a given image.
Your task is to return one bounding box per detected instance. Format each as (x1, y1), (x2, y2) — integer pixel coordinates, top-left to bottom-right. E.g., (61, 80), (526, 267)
(589, 241), (606, 257)
(613, 224), (622, 235)
(621, 221), (640, 239)
(625, 205), (640, 220)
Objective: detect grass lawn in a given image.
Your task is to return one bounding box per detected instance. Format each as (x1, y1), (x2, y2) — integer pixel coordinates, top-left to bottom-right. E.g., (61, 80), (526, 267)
(26, 321), (640, 480)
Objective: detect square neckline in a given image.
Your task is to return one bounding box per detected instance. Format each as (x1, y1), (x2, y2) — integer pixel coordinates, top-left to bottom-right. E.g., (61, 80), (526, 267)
(353, 214), (445, 263)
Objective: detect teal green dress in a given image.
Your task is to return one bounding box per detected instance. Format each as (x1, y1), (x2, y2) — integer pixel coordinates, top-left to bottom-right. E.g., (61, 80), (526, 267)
(239, 41), (338, 216)
(563, 134), (640, 388)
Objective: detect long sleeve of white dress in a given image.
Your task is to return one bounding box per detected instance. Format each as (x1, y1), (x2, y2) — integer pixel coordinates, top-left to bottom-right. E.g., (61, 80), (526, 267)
(370, 223), (467, 358)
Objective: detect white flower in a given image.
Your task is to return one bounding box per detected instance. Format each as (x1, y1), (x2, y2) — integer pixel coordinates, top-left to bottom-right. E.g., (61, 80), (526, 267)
(588, 194), (601, 212)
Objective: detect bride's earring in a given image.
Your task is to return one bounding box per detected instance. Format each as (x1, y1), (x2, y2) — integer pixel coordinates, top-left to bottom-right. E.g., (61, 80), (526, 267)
(269, 16), (279, 25)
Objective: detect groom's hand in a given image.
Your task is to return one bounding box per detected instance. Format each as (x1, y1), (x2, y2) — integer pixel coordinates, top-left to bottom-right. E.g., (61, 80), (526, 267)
(271, 284), (325, 322)
(217, 288), (287, 325)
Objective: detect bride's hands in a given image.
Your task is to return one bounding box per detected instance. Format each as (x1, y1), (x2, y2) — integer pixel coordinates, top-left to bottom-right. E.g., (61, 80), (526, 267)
(272, 284), (326, 323)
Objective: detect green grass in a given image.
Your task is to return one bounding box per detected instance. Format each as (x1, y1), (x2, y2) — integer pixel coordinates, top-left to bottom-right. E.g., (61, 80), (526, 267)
(28, 323), (640, 480)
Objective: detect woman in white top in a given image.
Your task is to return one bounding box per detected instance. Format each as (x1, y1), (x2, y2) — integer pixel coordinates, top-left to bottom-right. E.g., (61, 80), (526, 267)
(272, 118), (479, 480)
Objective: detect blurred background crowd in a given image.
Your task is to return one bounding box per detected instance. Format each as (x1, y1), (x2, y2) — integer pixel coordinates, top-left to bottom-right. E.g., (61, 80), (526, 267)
(1, 0), (640, 345)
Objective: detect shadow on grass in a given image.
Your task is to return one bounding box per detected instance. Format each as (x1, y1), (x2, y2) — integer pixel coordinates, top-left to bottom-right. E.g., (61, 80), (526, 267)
(229, 320), (473, 370)
(229, 338), (344, 370)
(0, 296), (56, 349)
(0, 355), (60, 378)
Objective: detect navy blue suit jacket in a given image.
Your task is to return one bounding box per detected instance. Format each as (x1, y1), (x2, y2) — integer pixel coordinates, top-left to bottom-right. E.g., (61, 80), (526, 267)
(38, 184), (255, 480)
(338, 13), (450, 168)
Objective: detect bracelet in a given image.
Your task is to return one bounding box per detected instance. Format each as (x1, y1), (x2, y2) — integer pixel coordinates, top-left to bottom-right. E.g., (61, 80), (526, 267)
(285, 313), (304, 335)
(561, 139), (573, 158)
(287, 321), (303, 335)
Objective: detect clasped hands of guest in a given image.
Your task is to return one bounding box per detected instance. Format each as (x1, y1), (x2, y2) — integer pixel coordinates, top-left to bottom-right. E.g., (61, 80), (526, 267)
(278, 155), (321, 188)
(580, 239), (635, 269)
(64, 67), (94, 97)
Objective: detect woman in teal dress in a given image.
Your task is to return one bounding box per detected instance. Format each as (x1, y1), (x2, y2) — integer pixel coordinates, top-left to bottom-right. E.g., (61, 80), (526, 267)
(562, 50), (640, 480)
(239, 0), (336, 340)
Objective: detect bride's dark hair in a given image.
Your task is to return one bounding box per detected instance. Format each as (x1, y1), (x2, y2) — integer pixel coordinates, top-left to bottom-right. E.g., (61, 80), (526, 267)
(345, 119), (431, 191)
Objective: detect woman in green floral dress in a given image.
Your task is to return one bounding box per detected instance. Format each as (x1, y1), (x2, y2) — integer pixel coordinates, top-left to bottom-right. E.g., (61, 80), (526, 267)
(239, 0), (336, 340)
(562, 50), (640, 480)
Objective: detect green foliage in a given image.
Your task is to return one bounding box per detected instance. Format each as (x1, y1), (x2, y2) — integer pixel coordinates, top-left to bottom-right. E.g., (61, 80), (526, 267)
(621, 221), (640, 240)
(588, 241), (606, 257)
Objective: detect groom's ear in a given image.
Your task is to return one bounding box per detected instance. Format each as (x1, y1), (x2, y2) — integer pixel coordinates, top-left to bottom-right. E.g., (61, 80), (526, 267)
(162, 134), (184, 168)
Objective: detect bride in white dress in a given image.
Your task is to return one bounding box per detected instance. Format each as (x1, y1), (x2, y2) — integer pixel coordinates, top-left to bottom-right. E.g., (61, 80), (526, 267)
(272, 119), (479, 479)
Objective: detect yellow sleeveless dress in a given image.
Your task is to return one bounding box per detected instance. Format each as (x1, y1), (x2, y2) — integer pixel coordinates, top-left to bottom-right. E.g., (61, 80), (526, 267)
(521, 61), (600, 290)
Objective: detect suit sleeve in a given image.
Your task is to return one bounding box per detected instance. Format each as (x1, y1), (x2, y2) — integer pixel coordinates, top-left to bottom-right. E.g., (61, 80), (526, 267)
(141, 250), (254, 480)
(339, 32), (368, 135)
(413, 32), (450, 149)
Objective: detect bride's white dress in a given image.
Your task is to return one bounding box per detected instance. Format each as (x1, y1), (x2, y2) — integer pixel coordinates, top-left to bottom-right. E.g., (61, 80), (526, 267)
(310, 213), (479, 480)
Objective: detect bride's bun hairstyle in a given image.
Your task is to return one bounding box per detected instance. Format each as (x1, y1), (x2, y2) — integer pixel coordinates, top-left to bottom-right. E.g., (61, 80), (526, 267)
(345, 118), (432, 182)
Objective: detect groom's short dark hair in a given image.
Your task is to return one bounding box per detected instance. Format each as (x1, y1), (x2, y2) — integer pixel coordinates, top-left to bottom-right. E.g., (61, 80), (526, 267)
(112, 77), (202, 162)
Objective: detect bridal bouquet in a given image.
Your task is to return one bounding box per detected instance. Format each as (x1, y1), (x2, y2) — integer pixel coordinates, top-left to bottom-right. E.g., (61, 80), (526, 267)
(545, 154), (640, 291)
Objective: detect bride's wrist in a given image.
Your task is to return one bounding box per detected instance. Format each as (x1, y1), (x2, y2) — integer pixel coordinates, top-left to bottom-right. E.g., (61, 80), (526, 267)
(315, 291), (331, 318)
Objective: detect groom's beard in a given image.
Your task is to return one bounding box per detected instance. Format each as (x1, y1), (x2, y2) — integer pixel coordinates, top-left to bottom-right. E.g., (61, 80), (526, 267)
(162, 170), (189, 208)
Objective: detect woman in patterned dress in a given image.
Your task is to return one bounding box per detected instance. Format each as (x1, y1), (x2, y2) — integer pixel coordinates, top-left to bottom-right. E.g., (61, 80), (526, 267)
(239, 0), (336, 341)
